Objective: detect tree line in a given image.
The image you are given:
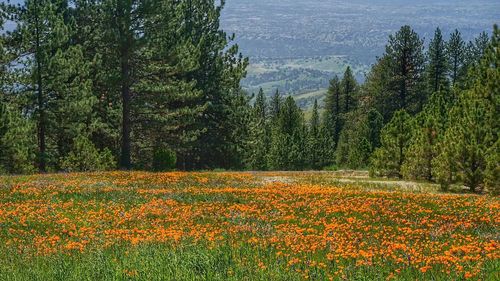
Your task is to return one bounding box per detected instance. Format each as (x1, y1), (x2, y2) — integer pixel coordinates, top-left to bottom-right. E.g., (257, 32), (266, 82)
(0, 2), (498, 193)
(0, 0), (248, 172)
(246, 25), (499, 194)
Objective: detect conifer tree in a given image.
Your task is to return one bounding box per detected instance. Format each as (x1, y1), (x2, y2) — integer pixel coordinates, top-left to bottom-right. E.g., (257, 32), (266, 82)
(184, 0), (248, 169)
(362, 56), (393, 122)
(341, 66), (357, 113)
(270, 89), (282, 120)
(433, 26), (499, 192)
(370, 110), (413, 178)
(268, 96), (305, 170)
(247, 88), (269, 170)
(13, 0), (97, 172)
(0, 8), (35, 174)
(131, 0), (206, 170)
(97, 0), (147, 170)
(465, 32), (490, 68)
(447, 30), (466, 86)
(323, 76), (342, 146)
(402, 91), (451, 181)
(336, 111), (372, 169)
(0, 103), (36, 174)
(367, 108), (384, 150)
(384, 25), (425, 114)
(427, 28), (449, 94)
(307, 99), (322, 169)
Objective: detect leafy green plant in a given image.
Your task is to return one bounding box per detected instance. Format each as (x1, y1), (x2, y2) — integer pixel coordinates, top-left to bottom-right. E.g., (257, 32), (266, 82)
(152, 147), (177, 172)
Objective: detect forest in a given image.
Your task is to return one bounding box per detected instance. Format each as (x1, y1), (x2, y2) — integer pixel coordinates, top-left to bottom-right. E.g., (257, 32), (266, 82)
(0, 1), (498, 194)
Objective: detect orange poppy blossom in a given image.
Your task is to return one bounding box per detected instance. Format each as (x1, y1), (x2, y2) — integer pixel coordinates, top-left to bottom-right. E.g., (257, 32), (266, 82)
(0, 171), (498, 279)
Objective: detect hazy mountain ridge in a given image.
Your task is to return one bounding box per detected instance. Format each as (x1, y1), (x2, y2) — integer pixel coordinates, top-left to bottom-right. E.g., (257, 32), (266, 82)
(221, 0), (499, 103)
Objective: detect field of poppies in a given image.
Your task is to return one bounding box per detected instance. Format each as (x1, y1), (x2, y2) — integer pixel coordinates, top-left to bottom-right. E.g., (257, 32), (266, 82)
(0, 171), (498, 280)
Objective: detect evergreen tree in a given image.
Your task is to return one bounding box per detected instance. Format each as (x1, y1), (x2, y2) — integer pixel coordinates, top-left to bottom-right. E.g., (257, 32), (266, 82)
(446, 30), (466, 86)
(247, 88), (269, 170)
(402, 91), (451, 181)
(307, 99), (322, 169)
(72, 0), (122, 159)
(341, 66), (357, 113)
(131, 0), (206, 170)
(336, 111), (372, 169)
(61, 135), (115, 172)
(361, 56), (394, 122)
(433, 26), (499, 192)
(465, 31), (490, 68)
(323, 76), (342, 146)
(0, 8), (35, 174)
(269, 89), (282, 120)
(268, 96), (305, 170)
(184, 0), (248, 170)
(384, 25), (426, 114)
(0, 102), (36, 174)
(13, 0), (96, 172)
(366, 108), (384, 150)
(96, 0), (148, 170)
(370, 110), (414, 178)
(426, 27), (449, 93)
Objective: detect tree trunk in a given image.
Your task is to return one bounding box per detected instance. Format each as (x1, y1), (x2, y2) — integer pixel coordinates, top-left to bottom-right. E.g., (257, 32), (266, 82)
(118, 2), (133, 170)
(119, 44), (131, 170)
(34, 0), (46, 173)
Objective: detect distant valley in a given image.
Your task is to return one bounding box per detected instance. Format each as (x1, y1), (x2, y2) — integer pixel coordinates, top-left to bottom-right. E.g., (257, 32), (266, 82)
(221, 0), (500, 107)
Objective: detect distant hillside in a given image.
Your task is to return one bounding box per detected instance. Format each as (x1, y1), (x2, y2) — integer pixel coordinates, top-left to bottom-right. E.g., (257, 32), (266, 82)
(221, 0), (499, 108)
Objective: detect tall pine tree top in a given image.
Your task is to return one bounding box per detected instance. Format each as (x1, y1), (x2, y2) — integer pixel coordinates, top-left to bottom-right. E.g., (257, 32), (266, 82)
(427, 27), (449, 94)
(385, 25), (425, 113)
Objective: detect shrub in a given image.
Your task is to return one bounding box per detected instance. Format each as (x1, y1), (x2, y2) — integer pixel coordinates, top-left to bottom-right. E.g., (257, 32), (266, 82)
(61, 135), (116, 172)
(152, 147), (177, 172)
(0, 103), (36, 174)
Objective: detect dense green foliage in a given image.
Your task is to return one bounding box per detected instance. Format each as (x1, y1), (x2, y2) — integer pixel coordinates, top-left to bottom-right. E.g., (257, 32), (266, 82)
(0, 0), (247, 172)
(0, 2), (497, 192)
(368, 25), (498, 193)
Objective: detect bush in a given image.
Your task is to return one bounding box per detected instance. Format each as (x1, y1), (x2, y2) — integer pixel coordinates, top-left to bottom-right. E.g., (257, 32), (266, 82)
(323, 165), (338, 171)
(0, 104), (36, 174)
(61, 135), (116, 172)
(152, 147), (177, 172)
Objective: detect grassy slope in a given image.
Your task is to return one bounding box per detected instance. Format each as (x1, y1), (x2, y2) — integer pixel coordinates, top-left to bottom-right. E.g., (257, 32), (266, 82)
(0, 171), (498, 280)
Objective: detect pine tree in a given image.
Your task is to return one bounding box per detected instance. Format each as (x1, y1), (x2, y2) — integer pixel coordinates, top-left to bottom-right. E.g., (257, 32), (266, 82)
(307, 99), (322, 169)
(362, 56), (394, 122)
(0, 103), (36, 174)
(268, 96), (305, 170)
(384, 25), (426, 114)
(132, 0), (206, 170)
(0, 8), (35, 174)
(447, 30), (466, 86)
(341, 66), (358, 113)
(61, 135), (114, 172)
(366, 108), (384, 150)
(270, 89), (282, 120)
(427, 27), (449, 94)
(184, 0), (248, 170)
(335, 111), (372, 169)
(13, 0), (96, 172)
(370, 110), (414, 178)
(402, 91), (451, 181)
(465, 32), (490, 68)
(247, 88), (269, 170)
(72, 0), (122, 158)
(433, 26), (499, 192)
(323, 76), (342, 146)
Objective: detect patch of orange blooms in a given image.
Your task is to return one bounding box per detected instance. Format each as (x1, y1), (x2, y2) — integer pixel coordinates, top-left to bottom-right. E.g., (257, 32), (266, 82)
(0, 171), (498, 279)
